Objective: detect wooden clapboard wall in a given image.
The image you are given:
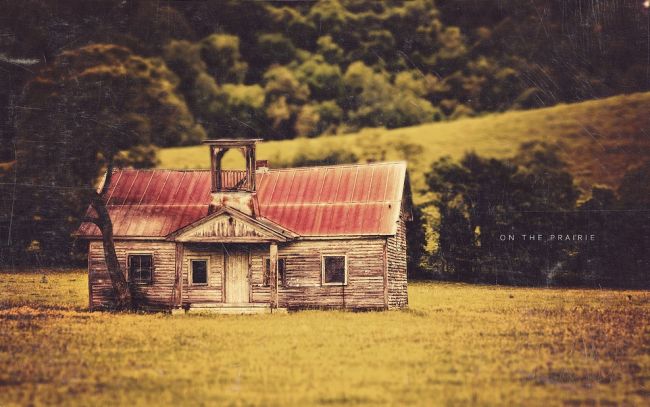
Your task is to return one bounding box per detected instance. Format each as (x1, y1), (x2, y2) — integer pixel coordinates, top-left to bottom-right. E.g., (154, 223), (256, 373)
(252, 239), (388, 310)
(88, 240), (177, 310)
(181, 244), (224, 305)
(386, 207), (408, 309)
(88, 235), (406, 311)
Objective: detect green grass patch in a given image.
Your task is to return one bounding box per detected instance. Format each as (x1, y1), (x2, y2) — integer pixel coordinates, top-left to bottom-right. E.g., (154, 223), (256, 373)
(160, 92), (650, 204)
(0, 268), (87, 311)
(1, 270), (648, 406)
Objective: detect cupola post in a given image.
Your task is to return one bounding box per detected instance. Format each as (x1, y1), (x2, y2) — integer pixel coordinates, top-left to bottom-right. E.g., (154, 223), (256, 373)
(203, 139), (262, 216)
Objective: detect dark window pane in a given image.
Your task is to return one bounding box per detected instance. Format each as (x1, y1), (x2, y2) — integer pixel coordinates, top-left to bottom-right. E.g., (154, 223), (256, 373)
(264, 258), (286, 287)
(140, 267), (151, 282)
(129, 255), (153, 283)
(192, 260), (207, 284)
(324, 256), (345, 284)
(278, 258), (286, 287)
(140, 255), (151, 269)
(264, 258), (271, 286)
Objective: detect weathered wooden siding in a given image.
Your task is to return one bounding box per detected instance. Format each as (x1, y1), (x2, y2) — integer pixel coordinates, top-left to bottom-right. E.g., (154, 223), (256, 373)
(88, 240), (177, 310)
(176, 212), (278, 242)
(181, 244), (266, 306)
(181, 244), (224, 305)
(270, 240), (387, 310)
(250, 245), (271, 304)
(89, 236), (399, 311)
(181, 240), (389, 309)
(386, 209), (408, 309)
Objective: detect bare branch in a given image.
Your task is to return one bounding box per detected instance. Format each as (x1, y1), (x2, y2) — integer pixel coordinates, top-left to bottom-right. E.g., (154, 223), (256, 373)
(99, 160), (114, 197)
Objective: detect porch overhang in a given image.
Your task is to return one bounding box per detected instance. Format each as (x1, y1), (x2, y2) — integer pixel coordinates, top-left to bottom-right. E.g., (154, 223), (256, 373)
(166, 206), (297, 243)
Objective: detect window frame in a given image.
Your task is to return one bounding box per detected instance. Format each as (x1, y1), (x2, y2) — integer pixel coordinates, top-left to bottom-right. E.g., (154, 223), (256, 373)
(263, 256), (287, 287)
(188, 257), (210, 286)
(126, 252), (154, 285)
(321, 254), (348, 286)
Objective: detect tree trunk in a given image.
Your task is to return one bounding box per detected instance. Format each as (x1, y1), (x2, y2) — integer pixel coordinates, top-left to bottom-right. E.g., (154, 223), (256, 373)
(87, 163), (132, 310)
(91, 194), (132, 310)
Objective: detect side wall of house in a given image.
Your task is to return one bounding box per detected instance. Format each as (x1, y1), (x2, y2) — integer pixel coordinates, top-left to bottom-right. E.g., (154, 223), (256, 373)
(386, 208), (408, 309)
(249, 239), (388, 310)
(88, 240), (177, 310)
(89, 237), (393, 311)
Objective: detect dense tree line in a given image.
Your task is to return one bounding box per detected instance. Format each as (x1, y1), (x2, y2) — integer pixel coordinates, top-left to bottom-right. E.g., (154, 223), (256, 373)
(425, 144), (649, 288)
(2, 0), (650, 160)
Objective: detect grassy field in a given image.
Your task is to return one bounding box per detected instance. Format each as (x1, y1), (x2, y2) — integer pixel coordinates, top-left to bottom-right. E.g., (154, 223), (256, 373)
(0, 270), (648, 406)
(160, 92), (650, 203)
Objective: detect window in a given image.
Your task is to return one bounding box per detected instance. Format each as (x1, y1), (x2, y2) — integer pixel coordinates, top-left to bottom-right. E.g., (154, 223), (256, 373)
(128, 254), (153, 283)
(190, 259), (208, 285)
(264, 258), (287, 287)
(322, 255), (346, 285)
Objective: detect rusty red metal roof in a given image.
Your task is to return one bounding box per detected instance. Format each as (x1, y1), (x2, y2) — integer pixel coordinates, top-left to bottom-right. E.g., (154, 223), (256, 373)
(76, 162), (407, 238)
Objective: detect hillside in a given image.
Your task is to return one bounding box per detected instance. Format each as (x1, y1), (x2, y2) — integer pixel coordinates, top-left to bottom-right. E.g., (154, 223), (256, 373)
(159, 92), (650, 203)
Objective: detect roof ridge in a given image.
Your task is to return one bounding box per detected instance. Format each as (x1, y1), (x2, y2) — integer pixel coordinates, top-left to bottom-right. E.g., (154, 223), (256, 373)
(265, 161), (407, 173)
(111, 161), (407, 173)
(113, 168), (210, 172)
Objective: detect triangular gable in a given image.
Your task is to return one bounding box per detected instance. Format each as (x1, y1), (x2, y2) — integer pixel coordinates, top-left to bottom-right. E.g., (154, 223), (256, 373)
(384, 164), (410, 236)
(168, 207), (296, 243)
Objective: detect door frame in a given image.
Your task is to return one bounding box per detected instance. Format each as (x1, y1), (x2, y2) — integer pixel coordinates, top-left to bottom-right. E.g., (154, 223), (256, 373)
(222, 245), (251, 303)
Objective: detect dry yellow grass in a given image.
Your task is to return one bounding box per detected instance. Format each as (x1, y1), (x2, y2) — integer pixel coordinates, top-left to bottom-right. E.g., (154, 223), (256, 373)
(1, 270), (648, 406)
(159, 92), (650, 204)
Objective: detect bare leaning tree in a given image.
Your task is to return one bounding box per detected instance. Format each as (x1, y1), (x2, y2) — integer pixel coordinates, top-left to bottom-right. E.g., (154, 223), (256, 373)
(13, 44), (205, 309)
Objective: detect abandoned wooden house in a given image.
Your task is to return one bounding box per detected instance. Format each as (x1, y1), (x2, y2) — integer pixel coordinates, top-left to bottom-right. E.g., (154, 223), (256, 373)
(76, 139), (412, 313)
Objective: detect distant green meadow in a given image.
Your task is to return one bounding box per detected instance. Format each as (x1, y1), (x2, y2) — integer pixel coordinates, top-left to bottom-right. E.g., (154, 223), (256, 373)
(1, 270), (648, 406)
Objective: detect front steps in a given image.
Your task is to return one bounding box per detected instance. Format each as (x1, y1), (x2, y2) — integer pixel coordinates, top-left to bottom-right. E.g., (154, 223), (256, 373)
(173, 303), (288, 315)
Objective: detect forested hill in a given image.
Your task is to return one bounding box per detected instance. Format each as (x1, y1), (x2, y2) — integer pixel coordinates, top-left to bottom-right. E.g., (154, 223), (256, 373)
(159, 91), (650, 203)
(2, 0), (650, 160)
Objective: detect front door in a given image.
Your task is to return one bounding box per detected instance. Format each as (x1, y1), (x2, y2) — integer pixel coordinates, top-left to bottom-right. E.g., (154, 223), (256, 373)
(225, 248), (250, 303)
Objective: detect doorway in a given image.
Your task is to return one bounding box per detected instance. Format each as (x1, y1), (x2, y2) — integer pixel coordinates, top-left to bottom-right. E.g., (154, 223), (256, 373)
(224, 247), (250, 303)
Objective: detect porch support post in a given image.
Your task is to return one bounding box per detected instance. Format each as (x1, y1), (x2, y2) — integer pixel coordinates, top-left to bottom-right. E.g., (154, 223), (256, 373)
(174, 242), (184, 309)
(270, 242), (278, 310)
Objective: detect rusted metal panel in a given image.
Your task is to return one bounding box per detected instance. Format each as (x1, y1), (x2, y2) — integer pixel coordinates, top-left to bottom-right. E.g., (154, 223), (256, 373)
(368, 165), (389, 201)
(106, 170), (136, 205)
(254, 163), (405, 237)
(77, 162), (407, 238)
